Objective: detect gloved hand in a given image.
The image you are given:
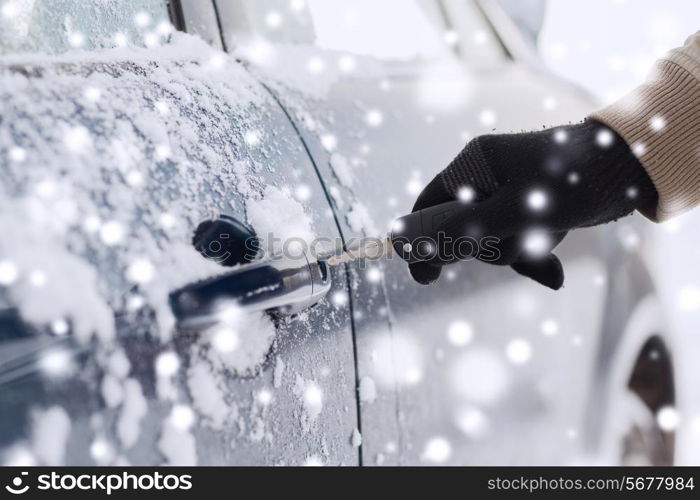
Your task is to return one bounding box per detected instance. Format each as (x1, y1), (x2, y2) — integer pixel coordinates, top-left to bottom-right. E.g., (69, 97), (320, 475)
(408, 119), (658, 289)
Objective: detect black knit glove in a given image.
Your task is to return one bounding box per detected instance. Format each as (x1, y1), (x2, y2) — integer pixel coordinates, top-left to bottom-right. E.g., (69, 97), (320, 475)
(409, 119), (658, 289)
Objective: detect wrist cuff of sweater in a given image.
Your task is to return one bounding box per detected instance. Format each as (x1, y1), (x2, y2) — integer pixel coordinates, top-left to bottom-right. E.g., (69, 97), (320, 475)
(589, 59), (700, 222)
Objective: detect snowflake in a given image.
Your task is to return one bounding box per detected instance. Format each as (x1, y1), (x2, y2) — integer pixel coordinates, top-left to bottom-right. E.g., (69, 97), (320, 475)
(320, 133), (337, 152)
(63, 126), (91, 153)
(90, 438), (115, 465)
(631, 141), (646, 157)
(454, 406), (489, 437)
(523, 230), (551, 257)
(127, 294), (145, 311)
(595, 128), (614, 148)
(155, 352), (180, 377)
(35, 179), (56, 198)
(169, 405), (196, 430)
(527, 190), (548, 211)
(244, 129), (261, 146)
(265, 11), (282, 29)
(332, 291), (348, 307)
(303, 382), (323, 414)
(656, 406), (680, 431)
(9, 146), (26, 162)
(553, 129), (568, 144)
(134, 11), (151, 28)
(505, 338), (532, 364)
(294, 184), (311, 201)
(365, 109), (383, 127)
(443, 30), (459, 46)
(541, 318), (559, 336)
(421, 437), (452, 463)
(126, 258), (155, 284)
(406, 178), (422, 195)
(210, 326), (239, 353)
(159, 213), (177, 229)
(366, 267), (382, 283)
(38, 347), (74, 377)
(155, 144), (171, 160)
(256, 389), (273, 406)
(650, 115), (666, 131)
(457, 186), (475, 202)
(113, 32), (128, 47)
(479, 109), (497, 127)
(1, 2), (19, 17)
(156, 21), (173, 36)
(50, 319), (69, 336)
(29, 270), (47, 287)
(306, 56), (325, 74)
(125, 170), (144, 187)
(338, 55), (356, 72)
(0, 260), (19, 285)
(542, 96), (558, 111)
(68, 32), (85, 48)
(207, 53), (226, 70)
(144, 32), (159, 48)
(83, 215), (101, 233)
(83, 87), (101, 102)
(447, 321), (474, 347)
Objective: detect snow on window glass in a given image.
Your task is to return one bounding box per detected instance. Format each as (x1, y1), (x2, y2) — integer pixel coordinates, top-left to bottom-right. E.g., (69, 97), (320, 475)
(0, 33), (269, 343)
(0, 0), (170, 55)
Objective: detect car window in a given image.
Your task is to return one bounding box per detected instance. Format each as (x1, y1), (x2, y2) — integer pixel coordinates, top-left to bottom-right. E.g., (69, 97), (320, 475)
(441, 0), (506, 65)
(226, 0), (448, 62)
(221, 0), (504, 66)
(306, 0), (446, 61)
(0, 0), (170, 55)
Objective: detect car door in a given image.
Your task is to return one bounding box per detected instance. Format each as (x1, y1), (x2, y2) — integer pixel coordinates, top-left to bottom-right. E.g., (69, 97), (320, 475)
(0, 0), (358, 466)
(218, 0), (614, 465)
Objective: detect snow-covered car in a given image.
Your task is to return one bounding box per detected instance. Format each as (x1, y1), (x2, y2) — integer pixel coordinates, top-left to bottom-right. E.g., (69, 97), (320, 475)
(0, 0), (676, 465)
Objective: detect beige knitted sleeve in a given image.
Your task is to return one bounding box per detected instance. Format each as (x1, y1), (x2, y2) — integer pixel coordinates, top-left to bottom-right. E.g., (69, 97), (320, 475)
(589, 31), (700, 222)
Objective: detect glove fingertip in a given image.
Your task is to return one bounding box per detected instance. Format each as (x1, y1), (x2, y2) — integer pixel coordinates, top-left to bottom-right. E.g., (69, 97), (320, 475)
(511, 253), (564, 290)
(409, 262), (442, 285)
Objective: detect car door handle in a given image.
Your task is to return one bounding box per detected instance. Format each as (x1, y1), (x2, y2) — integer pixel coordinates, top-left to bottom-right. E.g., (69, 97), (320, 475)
(169, 254), (331, 330)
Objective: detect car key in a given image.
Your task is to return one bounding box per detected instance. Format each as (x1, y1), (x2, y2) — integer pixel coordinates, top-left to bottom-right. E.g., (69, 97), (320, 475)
(322, 200), (466, 266)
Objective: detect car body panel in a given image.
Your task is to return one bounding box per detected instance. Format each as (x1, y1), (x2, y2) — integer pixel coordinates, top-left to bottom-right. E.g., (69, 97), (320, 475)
(0, 32), (358, 465)
(215, 0), (648, 464)
(0, 0), (663, 467)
